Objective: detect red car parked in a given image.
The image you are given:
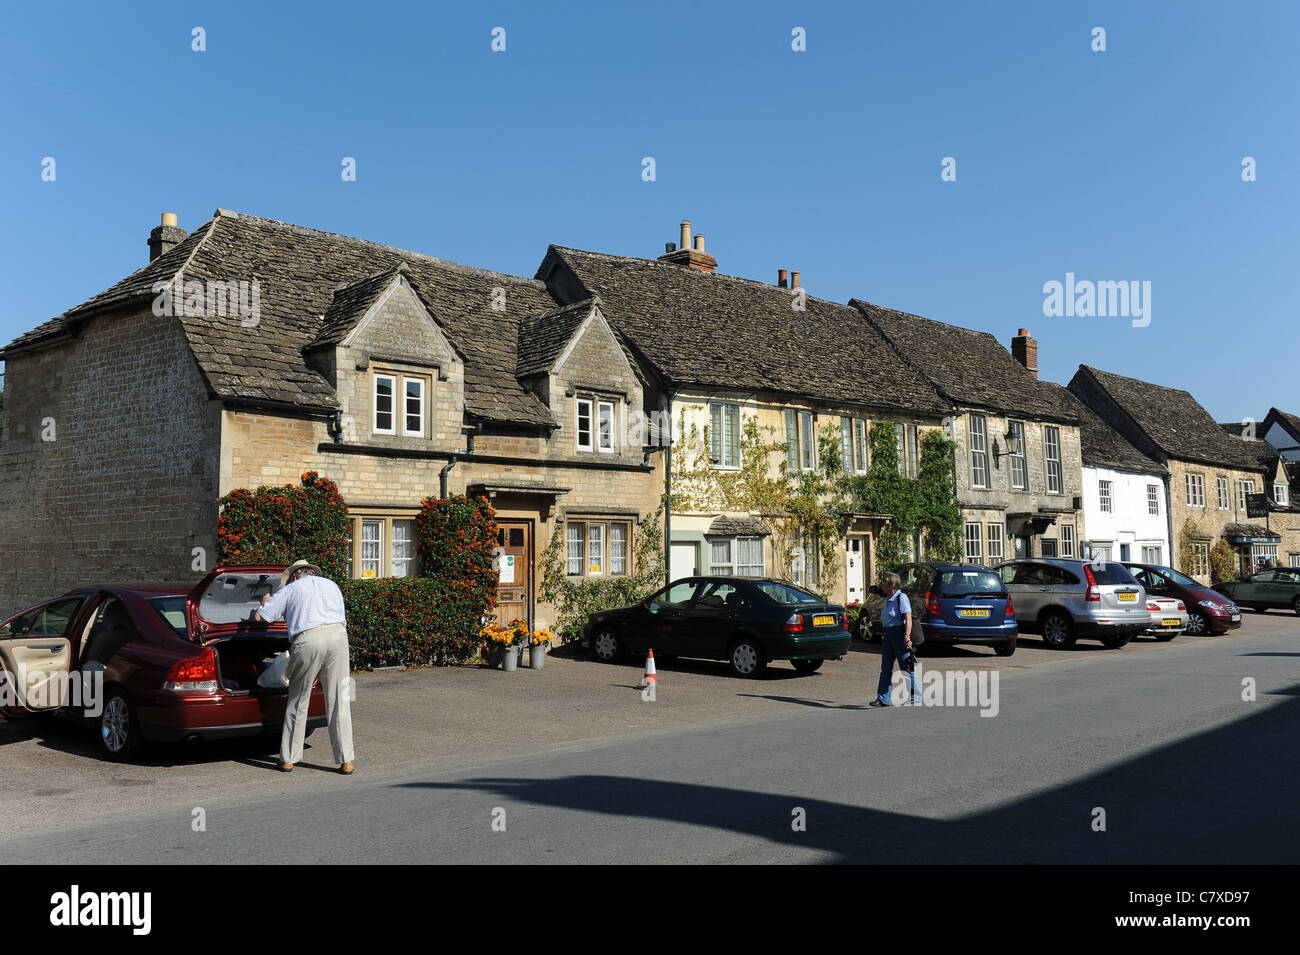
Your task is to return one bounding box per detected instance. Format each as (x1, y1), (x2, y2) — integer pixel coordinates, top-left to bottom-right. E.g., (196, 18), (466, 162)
(0, 566), (326, 761)
(1122, 563), (1243, 636)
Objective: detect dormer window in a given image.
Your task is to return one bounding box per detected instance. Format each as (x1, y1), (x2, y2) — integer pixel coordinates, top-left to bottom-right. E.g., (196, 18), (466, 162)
(403, 379), (424, 436)
(374, 374), (396, 434)
(576, 395), (617, 452)
(374, 370), (430, 438)
(576, 398), (593, 451)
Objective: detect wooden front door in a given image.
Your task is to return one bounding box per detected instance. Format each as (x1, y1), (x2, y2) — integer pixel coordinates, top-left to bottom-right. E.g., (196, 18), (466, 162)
(495, 522), (532, 628)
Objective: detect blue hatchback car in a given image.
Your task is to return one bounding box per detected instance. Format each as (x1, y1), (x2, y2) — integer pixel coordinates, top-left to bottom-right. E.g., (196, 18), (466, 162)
(860, 563), (1018, 656)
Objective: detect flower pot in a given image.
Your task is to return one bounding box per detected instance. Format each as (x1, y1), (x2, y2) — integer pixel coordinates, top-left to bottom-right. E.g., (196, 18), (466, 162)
(529, 644), (547, 669)
(502, 645), (519, 672)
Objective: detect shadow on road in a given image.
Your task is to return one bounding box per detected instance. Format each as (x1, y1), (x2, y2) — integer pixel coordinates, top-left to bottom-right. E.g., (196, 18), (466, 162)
(399, 693), (1300, 863)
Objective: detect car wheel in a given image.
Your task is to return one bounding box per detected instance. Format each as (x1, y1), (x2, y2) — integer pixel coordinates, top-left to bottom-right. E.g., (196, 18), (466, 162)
(1293, 596), (1300, 617)
(994, 640), (1016, 657)
(728, 638), (767, 678)
(1099, 632), (1132, 649)
(1041, 613), (1075, 649)
(1186, 611), (1209, 635)
(791, 658), (823, 675)
(590, 629), (623, 663)
(98, 689), (142, 762)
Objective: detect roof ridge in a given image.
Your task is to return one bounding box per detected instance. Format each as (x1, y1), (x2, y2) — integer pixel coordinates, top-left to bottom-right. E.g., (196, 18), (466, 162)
(217, 209), (546, 288)
(851, 297), (1003, 342)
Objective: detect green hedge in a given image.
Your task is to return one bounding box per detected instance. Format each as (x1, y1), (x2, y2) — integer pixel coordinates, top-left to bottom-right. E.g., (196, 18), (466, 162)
(216, 471), (350, 583)
(344, 578), (480, 668)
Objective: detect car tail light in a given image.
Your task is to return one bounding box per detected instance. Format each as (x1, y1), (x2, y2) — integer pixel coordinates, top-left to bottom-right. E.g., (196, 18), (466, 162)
(1147, 602), (1160, 612)
(783, 612), (804, 633)
(163, 648), (219, 693)
(1083, 564), (1101, 602)
(1176, 601), (1186, 611)
(1004, 596), (1015, 617)
(923, 591), (941, 616)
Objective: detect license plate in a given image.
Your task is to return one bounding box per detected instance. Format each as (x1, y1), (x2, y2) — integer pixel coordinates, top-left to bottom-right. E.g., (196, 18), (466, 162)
(812, 614), (835, 627)
(1161, 618), (1181, 627)
(958, 608), (990, 618)
(1118, 592), (1137, 602)
(1232, 614), (1241, 622)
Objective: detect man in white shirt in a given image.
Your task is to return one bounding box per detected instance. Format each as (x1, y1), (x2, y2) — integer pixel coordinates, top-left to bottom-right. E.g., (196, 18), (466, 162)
(256, 560), (355, 774)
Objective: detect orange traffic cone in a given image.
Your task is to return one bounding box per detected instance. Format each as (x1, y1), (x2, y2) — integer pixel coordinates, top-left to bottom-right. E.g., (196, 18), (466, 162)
(638, 649), (658, 688)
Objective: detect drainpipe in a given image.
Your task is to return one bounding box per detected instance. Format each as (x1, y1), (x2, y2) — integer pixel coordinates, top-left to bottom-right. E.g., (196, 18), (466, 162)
(662, 392), (674, 587)
(440, 426), (479, 498)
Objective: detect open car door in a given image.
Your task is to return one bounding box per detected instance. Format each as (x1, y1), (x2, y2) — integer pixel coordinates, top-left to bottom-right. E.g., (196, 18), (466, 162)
(0, 599), (82, 714)
(185, 566), (289, 643)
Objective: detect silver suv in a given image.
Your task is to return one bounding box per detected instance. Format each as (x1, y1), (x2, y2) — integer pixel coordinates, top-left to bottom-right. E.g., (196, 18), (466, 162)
(995, 559), (1148, 649)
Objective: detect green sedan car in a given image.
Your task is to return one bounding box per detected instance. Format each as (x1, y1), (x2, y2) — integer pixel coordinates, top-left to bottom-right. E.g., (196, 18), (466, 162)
(1214, 568), (1300, 615)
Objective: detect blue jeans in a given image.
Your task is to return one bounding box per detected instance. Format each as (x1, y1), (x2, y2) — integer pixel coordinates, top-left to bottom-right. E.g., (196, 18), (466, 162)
(877, 625), (920, 705)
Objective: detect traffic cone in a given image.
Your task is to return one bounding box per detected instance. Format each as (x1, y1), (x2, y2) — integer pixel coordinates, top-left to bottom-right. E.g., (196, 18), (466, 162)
(638, 649), (658, 688)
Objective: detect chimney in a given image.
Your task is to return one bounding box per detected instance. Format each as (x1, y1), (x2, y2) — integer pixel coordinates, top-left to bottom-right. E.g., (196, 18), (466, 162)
(657, 219), (718, 273)
(777, 269), (788, 288)
(791, 271), (801, 289)
(1011, 328), (1038, 378)
(148, 212), (188, 262)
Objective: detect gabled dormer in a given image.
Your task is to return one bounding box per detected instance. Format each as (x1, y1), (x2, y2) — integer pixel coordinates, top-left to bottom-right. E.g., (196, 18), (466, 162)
(307, 263), (466, 449)
(516, 296), (645, 462)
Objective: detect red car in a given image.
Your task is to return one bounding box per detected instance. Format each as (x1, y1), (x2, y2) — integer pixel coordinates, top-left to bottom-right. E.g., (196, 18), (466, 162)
(1123, 563), (1243, 636)
(0, 566), (326, 760)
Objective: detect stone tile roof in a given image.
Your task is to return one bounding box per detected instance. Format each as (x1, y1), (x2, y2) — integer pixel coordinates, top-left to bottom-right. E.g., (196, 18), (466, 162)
(3, 211), (560, 426)
(516, 298), (597, 378)
(852, 301), (1077, 423)
(1223, 522), (1279, 539)
(707, 514), (773, 537)
(539, 248), (950, 416)
(310, 264), (407, 349)
(1054, 386), (1166, 474)
(1076, 366), (1259, 470)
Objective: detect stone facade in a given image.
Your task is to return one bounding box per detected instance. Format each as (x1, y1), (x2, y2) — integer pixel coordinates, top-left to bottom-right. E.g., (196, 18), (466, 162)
(1167, 457), (1284, 581)
(0, 308), (221, 616)
(951, 410), (1085, 564)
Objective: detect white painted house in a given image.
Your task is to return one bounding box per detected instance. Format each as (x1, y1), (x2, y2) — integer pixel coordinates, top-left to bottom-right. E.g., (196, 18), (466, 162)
(1056, 387), (1171, 565)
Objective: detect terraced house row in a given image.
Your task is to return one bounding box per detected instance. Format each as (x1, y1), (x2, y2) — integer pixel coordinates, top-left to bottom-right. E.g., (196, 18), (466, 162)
(1, 212), (1294, 625)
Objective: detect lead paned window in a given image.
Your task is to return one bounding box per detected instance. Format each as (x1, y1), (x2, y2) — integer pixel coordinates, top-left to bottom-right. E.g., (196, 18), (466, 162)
(391, 520), (415, 577)
(566, 524), (585, 576)
(710, 402), (740, 468)
(799, 411), (815, 471)
(854, 418), (868, 473)
(610, 523), (627, 575)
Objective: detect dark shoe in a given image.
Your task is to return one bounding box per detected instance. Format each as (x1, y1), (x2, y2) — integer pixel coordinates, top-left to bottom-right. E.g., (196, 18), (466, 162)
(277, 762), (294, 772)
(868, 699), (888, 707)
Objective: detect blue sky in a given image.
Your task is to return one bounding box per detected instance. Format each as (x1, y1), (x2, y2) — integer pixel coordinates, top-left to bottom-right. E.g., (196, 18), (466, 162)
(2, 0), (1295, 422)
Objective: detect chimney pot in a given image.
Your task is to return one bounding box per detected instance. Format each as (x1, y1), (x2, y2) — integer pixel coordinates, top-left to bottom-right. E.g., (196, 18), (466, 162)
(665, 242), (676, 253)
(777, 269), (788, 288)
(693, 234), (705, 252)
(657, 219), (717, 273)
(148, 212), (188, 262)
(791, 271), (801, 289)
(679, 221), (691, 252)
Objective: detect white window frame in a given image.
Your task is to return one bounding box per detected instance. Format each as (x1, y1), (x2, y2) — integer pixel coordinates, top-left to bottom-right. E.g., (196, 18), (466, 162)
(1098, 479), (1113, 513)
(1045, 425), (1062, 494)
(1147, 484), (1160, 516)
(1276, 483), (1290, 507)
(1237, 479), (1255, 512)
(969, 415), (989, 489)
(610, 523), (628, 575)
(402, 377), (425, 437)
(1061, 524), (1075, 558)
(391, 519), (415, 577)
(576, 398), (594, 452)
(1008, 420), (1027, 490)
(1188, 540), (1210, 578)
(1251, 543), (1278, 567)
(1186, 472), (1206, 508)
(360, 519), (383, 578)
(986, 523), (1004, 563)
(1141, 545), (1162, 564)
(597, 400), (616, 453)
(1216, 475), (1229, 509)
(373, 373), (397, 435)
(964, 522), (982, 564)
(566, 520), (631, 578)
(566, 523), (585, 576)
(1289, 553), (1300, 569)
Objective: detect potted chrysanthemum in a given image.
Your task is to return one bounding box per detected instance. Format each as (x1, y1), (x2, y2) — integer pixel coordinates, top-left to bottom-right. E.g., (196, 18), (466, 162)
(529, 628), (554, 669)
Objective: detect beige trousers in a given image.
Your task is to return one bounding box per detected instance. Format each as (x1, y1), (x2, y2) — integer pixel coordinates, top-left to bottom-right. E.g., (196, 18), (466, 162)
(281, 622), (355, 765)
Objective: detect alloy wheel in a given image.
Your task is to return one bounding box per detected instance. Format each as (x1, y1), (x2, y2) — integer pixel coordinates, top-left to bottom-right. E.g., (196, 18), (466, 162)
(1186, 611), (1207, 635)
(592, 630), (620, 662)
(101, 697), (130, 754)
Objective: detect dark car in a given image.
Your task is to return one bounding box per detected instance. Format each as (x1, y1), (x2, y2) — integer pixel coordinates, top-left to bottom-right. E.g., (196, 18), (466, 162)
(1123, 563), (1242, 635)
(855, 563), (1018, 656)
(1214, 567), (1300, 616)
(0, 566), (326, 761)
(582, 576), (851, 677)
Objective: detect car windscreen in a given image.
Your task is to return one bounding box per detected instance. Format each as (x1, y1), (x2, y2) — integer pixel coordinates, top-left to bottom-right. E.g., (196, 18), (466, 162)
(937, 570), (1005, 597)
(1155, 567), (1200, 589)
(148, 596), (189, 639)
(198, 572), (282, 624)
(1087, 562), (1139, 585)
(755, 581), (822, 606)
